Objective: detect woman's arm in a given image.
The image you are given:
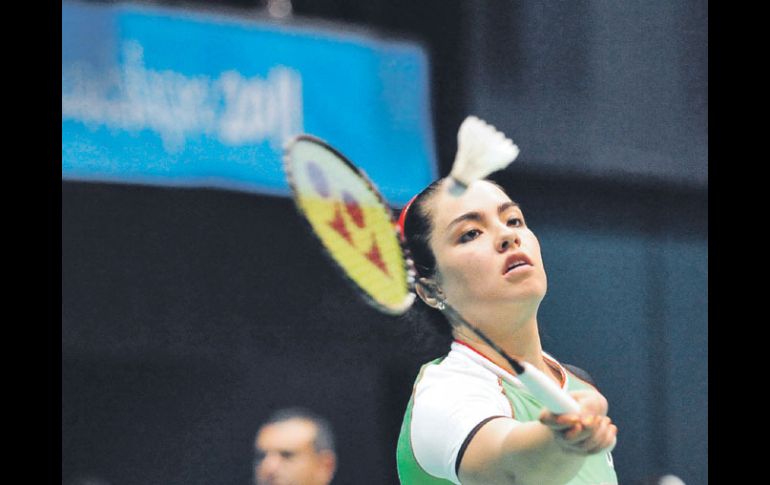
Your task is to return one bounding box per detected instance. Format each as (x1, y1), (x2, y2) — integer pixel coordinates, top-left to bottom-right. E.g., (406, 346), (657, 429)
(457, 390), (617, 485)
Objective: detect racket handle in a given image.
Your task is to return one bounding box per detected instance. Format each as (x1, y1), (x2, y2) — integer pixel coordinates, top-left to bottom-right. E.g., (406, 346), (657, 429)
(517, 361), (581, 414)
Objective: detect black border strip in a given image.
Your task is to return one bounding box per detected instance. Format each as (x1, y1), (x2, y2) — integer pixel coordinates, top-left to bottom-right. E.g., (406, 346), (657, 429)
(455, 415), (508, 476)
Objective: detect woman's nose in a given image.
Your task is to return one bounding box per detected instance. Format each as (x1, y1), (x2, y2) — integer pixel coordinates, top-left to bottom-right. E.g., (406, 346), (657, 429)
(497, 228), (520, 252)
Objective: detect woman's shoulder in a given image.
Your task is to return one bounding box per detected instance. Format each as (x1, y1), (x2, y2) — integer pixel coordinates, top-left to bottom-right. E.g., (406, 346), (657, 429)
(415, 347), (503, 396)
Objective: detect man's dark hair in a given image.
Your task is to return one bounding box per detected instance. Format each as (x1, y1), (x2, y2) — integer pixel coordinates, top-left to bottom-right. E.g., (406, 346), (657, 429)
(260, 407), (335, 454)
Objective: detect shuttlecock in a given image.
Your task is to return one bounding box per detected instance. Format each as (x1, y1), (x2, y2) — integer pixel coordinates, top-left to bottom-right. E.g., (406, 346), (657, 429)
(448, 115), (519, 193)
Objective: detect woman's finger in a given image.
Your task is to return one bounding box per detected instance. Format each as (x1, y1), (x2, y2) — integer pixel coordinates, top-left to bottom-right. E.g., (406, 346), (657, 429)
(573, 416), (610, 450)
(582, 418), (618, 454)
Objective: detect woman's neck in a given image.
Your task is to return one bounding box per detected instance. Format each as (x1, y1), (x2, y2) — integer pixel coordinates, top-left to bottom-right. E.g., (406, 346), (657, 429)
(452, 310), (556, 382)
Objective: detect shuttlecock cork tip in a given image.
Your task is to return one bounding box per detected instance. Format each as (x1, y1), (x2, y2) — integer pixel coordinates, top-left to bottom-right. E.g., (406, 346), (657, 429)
(447, 115), (519, 194)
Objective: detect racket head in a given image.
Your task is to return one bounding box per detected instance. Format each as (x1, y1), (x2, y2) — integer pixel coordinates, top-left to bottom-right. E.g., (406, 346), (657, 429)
(283, 135), (416, 315)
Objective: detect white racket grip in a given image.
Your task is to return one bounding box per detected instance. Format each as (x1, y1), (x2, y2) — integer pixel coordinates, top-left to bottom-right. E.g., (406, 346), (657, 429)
(517, 361), (581, 414)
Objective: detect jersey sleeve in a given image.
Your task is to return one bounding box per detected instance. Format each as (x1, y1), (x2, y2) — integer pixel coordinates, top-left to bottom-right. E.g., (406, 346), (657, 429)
(410, 364), (515, 484)
(563, 363), (597, 387)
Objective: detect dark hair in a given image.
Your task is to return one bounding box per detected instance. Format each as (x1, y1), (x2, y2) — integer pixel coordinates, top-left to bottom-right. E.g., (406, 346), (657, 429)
(402, 178), (445, 279)
(400, 178), (454, 346)
(259, 406), (335, 454)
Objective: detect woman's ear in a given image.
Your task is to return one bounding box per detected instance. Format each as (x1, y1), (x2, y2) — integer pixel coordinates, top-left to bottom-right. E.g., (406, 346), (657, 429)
(415, 277), (444, 309)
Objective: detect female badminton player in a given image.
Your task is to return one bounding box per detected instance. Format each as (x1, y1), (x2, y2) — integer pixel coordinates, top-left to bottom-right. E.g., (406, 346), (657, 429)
(395, 175), (619, 484)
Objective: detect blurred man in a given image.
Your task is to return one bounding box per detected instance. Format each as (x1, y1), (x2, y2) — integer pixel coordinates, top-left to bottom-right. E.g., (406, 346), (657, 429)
(254, 407), (337, 485)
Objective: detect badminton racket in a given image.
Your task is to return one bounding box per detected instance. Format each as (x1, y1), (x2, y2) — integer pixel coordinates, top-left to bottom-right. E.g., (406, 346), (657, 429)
(282, 134), (579, 414)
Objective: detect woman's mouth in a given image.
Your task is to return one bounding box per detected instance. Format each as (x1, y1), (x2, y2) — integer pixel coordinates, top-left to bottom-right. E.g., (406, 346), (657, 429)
(502, 253), (533, 275)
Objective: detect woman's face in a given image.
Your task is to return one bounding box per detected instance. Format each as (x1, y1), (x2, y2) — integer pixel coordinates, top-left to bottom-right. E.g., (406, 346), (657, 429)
(424, 180), (548, 321)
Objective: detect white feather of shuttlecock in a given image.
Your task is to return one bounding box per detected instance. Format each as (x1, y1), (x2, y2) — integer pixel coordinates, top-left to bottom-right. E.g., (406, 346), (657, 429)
(448, 115), (520, 187)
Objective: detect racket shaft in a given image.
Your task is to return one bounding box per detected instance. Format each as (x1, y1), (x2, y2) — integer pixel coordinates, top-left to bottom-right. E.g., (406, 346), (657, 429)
(453, 344), (522, 386)
(443, 302), (579, 414)
(517, 361), (580, 414)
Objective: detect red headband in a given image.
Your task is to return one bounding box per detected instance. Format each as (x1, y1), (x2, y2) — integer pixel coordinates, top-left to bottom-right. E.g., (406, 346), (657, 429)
(396, 194), (419, 242)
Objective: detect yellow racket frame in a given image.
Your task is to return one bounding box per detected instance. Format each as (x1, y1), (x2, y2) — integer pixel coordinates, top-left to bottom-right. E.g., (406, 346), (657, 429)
(283, 135), (415, 315)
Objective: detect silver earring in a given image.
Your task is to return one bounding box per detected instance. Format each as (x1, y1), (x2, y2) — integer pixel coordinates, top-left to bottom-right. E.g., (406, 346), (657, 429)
(436, 300), (446, 311)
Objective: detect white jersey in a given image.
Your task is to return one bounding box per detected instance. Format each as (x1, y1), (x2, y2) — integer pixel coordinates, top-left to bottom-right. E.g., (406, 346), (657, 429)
(409, 341), (571, 484)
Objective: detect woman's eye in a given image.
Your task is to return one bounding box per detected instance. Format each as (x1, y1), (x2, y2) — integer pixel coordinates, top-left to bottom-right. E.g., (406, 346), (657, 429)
(459, 229), (481, 243)
(508, 217), (524, 227)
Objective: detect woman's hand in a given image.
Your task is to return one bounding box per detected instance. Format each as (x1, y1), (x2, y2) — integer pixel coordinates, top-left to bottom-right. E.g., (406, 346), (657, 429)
(569, 389), (609, 416)
(539, 390), (617, 455)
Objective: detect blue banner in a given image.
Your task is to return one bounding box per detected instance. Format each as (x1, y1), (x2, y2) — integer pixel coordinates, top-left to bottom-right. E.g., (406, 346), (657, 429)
(62, 1), (437, 206)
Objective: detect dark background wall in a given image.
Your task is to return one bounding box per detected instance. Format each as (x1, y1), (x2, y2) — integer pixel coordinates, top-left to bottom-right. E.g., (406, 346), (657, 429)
(62, 1), (707, 484)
